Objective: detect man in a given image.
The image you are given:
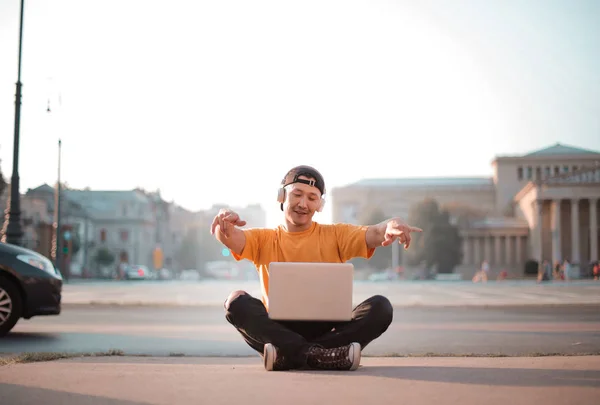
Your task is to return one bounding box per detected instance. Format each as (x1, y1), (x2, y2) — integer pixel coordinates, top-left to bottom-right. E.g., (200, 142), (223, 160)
(210, 165), (422, 372)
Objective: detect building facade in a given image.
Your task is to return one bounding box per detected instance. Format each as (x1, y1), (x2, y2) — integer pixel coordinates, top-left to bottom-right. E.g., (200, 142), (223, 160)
(0, 183), (266, 278)
(331, 143), (600, 276)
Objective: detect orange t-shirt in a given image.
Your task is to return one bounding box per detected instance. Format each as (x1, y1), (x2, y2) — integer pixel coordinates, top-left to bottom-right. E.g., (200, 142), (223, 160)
(231, 222), (375, 310)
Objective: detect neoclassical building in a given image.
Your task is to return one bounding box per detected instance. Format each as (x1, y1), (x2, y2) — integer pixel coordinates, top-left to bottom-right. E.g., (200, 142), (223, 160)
(331, 143), (600, 274)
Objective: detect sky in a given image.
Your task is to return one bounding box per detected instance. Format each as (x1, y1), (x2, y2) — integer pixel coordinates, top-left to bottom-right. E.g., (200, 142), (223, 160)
(0, 0), (599, 227)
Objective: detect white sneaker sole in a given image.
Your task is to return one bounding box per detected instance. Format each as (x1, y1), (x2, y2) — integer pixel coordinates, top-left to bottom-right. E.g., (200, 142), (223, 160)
(348, 342), (361, 371)
(263, 343), (276, 371)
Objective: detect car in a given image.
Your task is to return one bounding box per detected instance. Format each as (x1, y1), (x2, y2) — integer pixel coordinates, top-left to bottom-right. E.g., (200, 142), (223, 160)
(123, 264), (154, 280)
(0, 242), (63, 336)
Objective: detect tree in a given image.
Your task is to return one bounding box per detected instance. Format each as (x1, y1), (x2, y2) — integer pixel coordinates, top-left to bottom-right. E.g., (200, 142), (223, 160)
(94, 247), (115, 267)
(350, 206), (391, 271)
(197, 224), (230, 267)
(69, 230), (81, 257)
(406, 198), (462, 274)
(176, 228), (199, 270)
(175, 224), (232, 272)
(442, 202), (486, 229)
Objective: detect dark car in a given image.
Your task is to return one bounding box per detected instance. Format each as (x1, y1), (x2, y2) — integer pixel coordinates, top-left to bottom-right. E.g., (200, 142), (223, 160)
(0, 242), (62, 336)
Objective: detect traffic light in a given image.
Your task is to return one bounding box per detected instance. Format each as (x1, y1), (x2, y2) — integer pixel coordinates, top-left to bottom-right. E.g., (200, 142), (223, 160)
(62, 230), (72, 256)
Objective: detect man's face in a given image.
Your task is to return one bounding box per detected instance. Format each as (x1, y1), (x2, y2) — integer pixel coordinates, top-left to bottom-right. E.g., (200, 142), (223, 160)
(283, 175), (322, 227)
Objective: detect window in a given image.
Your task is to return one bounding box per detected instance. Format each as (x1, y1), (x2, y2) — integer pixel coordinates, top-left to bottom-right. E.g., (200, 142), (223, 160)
(572, 165), (578, 171)
(526, 166), (533, 179)
(517, 167), (523, 180)
(563, 165), (569, 173)
(535, 167), (541, 180)
(544, 167), (551, 178)
(120, 230), (129, 242)
(554, 166), (560, 175)
(100, 229), (107, 242)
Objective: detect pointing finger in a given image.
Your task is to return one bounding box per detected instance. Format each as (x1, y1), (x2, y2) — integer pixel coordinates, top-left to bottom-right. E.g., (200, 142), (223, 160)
(219, 217), (228, 237)
(210, 216), (219, 234)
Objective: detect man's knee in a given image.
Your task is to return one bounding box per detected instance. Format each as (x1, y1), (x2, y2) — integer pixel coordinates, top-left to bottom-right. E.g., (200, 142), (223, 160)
(370, 295), (393, 326)
(224, 290), (247, 311)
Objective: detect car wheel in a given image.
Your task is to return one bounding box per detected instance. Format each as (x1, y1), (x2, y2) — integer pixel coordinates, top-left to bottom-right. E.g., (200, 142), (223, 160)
(0, 276), (23, 337)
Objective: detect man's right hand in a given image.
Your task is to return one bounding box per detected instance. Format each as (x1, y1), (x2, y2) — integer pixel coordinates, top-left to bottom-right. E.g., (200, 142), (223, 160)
(210, 209), (247, 238)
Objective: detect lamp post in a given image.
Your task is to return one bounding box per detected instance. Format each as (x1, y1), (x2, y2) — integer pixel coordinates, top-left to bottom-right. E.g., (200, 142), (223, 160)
(53, 139), (63, 274)
(6, 0), (26, 246)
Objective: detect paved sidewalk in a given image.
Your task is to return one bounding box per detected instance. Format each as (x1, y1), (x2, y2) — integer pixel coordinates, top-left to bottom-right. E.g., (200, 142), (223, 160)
(61, 280), (600, 307)
(0, 356), (598, 405)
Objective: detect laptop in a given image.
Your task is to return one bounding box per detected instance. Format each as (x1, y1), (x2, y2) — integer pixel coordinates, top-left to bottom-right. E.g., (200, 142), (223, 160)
(267, 262), (354, 321)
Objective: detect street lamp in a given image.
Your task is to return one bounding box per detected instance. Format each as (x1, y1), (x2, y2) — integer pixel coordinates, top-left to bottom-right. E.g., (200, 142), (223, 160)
(52, 139), (63, 274)
(5, 0), (26, 246)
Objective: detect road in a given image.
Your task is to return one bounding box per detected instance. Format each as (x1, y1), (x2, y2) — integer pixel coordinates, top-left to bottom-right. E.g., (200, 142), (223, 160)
(59, 279), (600, 307)
(1, 304), (599, 357)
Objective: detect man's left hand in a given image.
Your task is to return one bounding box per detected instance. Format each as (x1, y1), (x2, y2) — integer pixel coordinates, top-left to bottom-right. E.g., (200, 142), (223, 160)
(382, 218), (423, 249)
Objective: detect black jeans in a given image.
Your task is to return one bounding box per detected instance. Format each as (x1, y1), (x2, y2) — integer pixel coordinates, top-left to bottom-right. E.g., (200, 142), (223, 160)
(225, 293), (393, 366)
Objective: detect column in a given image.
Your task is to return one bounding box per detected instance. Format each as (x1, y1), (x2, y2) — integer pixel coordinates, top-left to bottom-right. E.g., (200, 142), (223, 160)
(551, 199), (561, 263)
(506, 235), (513, 266)
(462, 237), (470, 265)
(484, 236), (492, 264)
(494, 235), (502, 265)
(515, 235), (522, 264)
(534, 200), (544, 264)
(474, 237), (481, 266)
(591, 198), (598, 262)
(571, 199), (580, 263)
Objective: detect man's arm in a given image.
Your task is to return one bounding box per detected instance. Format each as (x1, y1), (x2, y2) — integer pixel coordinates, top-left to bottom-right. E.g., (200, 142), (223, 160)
(210, 209), (247, 255)
(214, 225), (246, 255)
(365, 220), (388, 249)
(365, 217), (423, 250)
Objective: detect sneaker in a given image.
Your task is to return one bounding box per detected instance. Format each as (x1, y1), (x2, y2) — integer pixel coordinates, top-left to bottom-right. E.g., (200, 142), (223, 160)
(263, 343), (292, 371)
(305, 342), (361, 371)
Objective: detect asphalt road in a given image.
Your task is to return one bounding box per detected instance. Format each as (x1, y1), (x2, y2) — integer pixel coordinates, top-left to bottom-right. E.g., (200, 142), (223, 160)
(1, 304), (599, 357)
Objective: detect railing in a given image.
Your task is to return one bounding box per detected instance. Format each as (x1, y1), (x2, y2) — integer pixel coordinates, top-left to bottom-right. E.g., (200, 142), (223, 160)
(544, 164), (600, 185)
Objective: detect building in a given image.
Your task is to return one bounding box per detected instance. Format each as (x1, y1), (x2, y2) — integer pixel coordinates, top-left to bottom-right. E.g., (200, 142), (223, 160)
(0, 181), (267, 277)
(25, 184), (92, 276)
(64, 189), (156, 273)
(331, 143), (600, 276)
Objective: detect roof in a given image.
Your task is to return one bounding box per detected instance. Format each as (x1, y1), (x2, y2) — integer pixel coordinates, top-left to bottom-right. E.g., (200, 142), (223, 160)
(469, 216), (529, 229)
(25, 184), (91, 218)
(346, 177), (494, 188)
(27, 184), (55, 194)
(524, 143), (600, 157)
(64, 189), (149, 215)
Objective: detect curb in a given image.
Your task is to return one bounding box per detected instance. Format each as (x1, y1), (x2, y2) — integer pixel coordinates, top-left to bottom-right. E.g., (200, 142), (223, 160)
(60, 301), (600, 309)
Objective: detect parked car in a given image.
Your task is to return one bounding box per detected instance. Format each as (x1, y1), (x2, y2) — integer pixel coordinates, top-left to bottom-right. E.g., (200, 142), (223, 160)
(123, 264), (154, 280)
(0, 242), (63, 336)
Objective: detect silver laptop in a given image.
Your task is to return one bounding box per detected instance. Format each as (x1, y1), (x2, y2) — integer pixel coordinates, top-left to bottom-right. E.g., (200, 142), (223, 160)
(267, 262), (354, 321)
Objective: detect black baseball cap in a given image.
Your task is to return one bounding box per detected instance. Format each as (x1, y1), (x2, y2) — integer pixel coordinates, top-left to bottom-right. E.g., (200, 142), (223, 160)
(281, 165), (326, 196)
